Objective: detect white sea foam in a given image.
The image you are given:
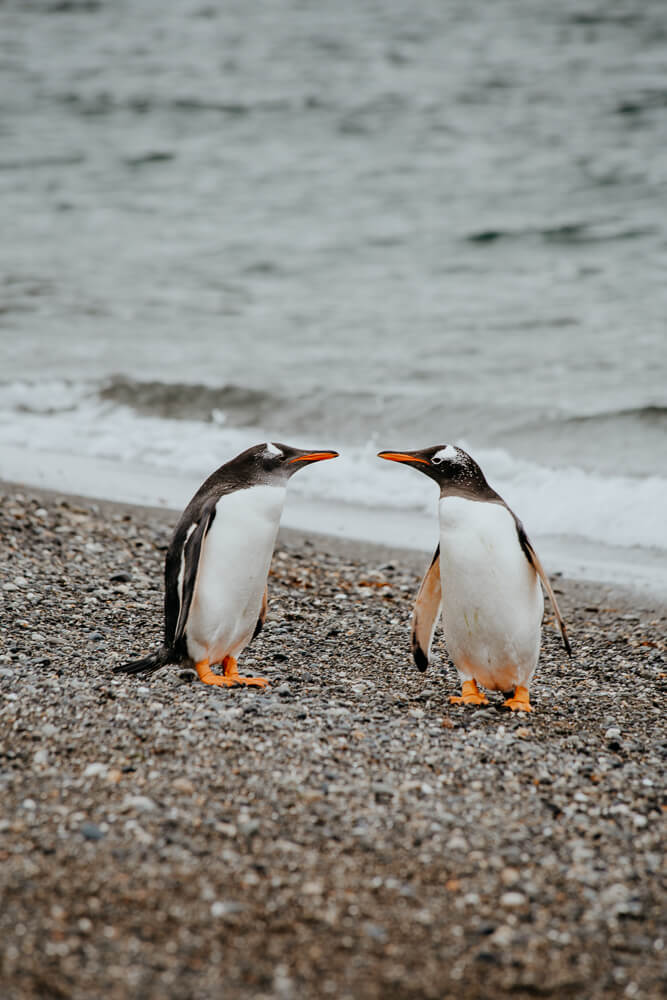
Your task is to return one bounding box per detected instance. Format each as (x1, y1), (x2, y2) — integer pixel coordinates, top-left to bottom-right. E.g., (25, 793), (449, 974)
(0, 380), (665, 554)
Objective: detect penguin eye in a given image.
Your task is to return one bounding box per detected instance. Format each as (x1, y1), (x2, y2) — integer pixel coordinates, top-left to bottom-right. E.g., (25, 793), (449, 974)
(431, 455), (444, 465)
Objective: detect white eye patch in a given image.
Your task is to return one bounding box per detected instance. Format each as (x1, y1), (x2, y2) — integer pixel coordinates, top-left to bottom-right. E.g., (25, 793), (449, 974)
(433, 445), (458, 463)
(265, 442), (283, 458)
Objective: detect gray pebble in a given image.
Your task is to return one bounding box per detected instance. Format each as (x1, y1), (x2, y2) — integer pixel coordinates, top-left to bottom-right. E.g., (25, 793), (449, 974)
(80, 822), (105, 841)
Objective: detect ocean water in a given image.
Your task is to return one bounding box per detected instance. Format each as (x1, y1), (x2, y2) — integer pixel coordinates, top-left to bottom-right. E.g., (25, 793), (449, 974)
(1, 1), (666, 590)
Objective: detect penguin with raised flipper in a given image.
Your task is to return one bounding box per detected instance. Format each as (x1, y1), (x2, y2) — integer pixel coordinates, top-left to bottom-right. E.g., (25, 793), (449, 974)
(378, 445), (570, 711)
(115, 442), (338, 688)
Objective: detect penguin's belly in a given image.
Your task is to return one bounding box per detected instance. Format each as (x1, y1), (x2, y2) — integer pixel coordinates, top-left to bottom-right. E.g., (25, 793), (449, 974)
(438, 497), (543, 691)
(185, 485), (286, 664)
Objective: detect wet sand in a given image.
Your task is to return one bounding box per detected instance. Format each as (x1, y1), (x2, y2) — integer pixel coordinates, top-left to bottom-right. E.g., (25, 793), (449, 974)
(1, 484), (665, 999)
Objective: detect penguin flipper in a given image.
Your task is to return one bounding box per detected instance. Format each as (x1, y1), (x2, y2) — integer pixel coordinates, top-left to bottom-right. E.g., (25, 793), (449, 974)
(168, 500), (218, 646)
(411, 545), (442, 672)
(516, 523), (572, 656)
(252, 585), (268, 641)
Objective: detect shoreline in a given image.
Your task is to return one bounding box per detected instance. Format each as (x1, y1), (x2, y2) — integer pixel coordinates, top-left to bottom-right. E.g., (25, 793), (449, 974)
(2, 476), (665, 617)
(1, 483), (665, 999)
(1, 445), (667, 602)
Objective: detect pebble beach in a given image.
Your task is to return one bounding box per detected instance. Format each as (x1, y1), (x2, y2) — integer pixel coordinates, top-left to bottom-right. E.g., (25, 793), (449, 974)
(1, 486), (665, 1000)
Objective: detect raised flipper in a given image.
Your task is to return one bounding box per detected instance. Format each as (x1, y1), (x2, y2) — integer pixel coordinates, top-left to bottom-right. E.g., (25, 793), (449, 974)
(515, 521), (571, 656)
(411, 545), (442, 672)
(252, 585), (268, 640)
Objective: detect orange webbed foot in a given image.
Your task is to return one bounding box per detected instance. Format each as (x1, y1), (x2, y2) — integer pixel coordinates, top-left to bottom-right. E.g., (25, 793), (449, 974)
(195, 659), (239, 687)
(449, 679), (489, 706)
(222, 656), (269, 689)
(194, 658), (269, 689)
(502, 685), (532, 712)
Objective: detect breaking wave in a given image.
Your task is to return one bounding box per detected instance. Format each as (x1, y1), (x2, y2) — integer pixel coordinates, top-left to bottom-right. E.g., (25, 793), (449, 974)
(0, 378), (665, 553)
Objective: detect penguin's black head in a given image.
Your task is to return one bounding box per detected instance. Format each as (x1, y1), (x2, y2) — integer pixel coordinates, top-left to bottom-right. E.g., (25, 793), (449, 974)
(378, 445), (493, 497)
(250, 442), (339, 480)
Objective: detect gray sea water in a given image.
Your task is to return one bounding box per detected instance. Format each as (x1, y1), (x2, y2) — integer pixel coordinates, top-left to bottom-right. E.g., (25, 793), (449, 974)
(1, 0), (666, 586)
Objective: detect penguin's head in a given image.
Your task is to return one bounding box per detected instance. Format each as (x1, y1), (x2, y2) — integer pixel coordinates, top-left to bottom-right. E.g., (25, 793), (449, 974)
(252, 442), (339, 481)
(378, 444), (488, 493)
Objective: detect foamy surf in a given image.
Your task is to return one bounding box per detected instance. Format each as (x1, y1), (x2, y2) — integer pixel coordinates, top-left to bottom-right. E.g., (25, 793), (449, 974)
(0, 378), (665, 597)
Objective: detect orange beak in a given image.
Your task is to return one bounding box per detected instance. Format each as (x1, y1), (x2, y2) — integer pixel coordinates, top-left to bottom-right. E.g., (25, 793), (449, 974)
(288, 451), (339, 464)
(377, 451), (430, 465)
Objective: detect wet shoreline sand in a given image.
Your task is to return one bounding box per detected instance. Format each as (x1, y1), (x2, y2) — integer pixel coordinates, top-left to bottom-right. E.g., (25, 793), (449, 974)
(1, 483), (665, 999)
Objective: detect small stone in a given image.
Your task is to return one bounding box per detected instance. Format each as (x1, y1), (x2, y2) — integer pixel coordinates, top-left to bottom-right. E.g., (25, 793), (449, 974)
(83, 762), (108, 779)
(121, 795), (157, 813)
(447, 833), (468, 852)
(211, 900), (244, 918)
(81, 822), (105, 841)
(302, 880), (324, 896)
(33, 748), (48, 766)
(172, 777), (194, 795)
(491, 925), (514, 947)
(275, 683), (292, 698)
(3, 583), (18, 592)
(109, 571), (132, 583)
(124, 820), (153, 845)
(500, 892), (526, 908)
(362, 922), (387, 942)
(500, 867), (520, 886)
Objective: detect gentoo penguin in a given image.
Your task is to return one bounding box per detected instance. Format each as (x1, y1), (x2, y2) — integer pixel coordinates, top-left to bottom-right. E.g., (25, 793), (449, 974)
(378, 445), (571, 711)
(115, 442), (338, 687)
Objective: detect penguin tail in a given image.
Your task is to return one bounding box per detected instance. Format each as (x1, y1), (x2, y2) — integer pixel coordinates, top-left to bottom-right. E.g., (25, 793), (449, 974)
(113, 647), (173, 676)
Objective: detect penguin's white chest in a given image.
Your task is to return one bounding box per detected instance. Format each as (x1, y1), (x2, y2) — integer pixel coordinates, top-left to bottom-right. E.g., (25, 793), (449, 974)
(186, 485), (286, 664)
(438, 497), (543, 691)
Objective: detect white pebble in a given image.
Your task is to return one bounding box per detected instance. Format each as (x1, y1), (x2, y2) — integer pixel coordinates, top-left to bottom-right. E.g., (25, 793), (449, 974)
(83, 762), (108, 778)
(500, 891), (526, 908)
(122, 795), (157, 813)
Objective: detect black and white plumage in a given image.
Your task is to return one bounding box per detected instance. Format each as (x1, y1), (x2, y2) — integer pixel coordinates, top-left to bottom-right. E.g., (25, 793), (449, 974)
(378, 445), (570, 711)
(115, 442), (338, 687)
